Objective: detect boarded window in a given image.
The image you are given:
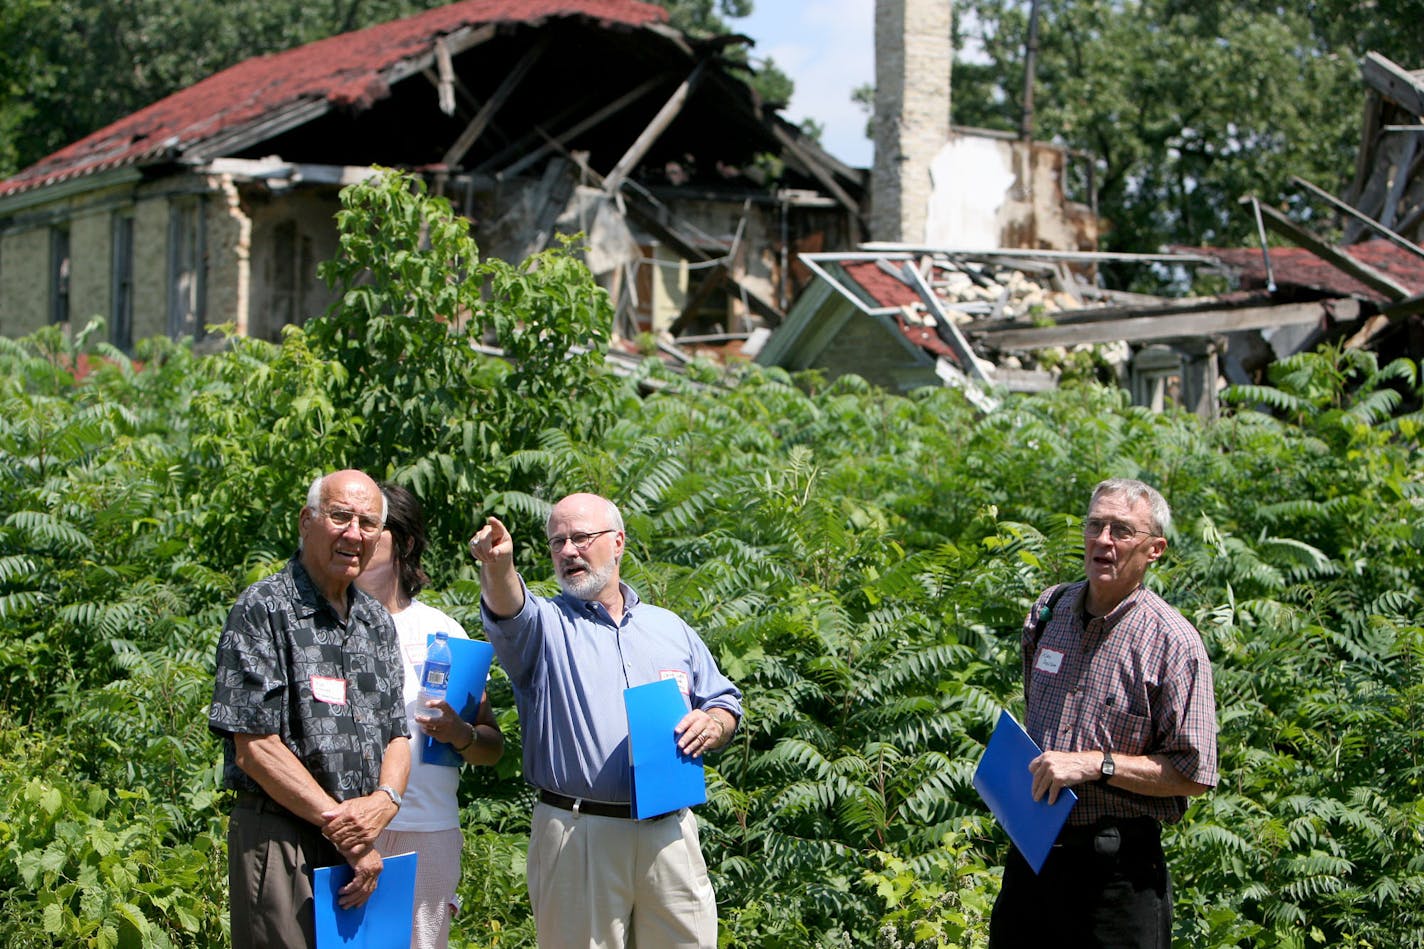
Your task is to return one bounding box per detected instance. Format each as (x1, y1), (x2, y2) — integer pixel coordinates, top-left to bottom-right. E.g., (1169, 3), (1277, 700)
(112, 213), (134, 351)
(50, 227), (70, 325)
(168, 199), (206, 340)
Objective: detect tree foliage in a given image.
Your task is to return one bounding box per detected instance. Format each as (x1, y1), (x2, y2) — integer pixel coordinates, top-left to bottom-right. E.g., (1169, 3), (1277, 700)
(952, 0), (1382, 260)
(2, 173), (1423, 946)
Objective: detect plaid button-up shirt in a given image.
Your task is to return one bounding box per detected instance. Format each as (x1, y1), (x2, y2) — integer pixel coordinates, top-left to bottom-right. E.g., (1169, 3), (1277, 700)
(1022, 581), (1218, 825)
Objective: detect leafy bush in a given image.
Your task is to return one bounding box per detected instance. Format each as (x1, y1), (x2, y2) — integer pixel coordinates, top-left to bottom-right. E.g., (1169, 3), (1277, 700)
(1, 171), (1421, 946)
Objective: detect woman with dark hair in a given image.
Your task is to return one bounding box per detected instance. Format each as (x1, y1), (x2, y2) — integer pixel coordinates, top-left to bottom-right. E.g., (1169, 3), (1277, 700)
(360, 482), (503, 949)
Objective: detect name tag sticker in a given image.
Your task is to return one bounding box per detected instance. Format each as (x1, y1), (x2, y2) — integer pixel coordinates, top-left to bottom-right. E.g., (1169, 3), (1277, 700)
(311, 675), (348, 705)
(1035, 649), (1064, 675)
(659, 669), (690, 695)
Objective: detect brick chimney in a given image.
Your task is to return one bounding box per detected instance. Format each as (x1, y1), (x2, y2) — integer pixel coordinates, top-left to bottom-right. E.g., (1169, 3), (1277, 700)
(871, 0), (952, 243)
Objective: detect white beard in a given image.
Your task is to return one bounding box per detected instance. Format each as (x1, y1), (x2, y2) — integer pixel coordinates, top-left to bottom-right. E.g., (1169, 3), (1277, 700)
(557, 558), (616, 601)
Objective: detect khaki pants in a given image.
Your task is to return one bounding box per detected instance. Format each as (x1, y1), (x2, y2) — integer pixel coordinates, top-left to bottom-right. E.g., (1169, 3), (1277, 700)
(228, 795), (343, 949)
(527, 802), (717, 948)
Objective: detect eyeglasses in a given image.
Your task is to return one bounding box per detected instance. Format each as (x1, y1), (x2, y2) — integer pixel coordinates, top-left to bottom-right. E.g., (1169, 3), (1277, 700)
(1084, 517), (1156, 542)
(547, 529), (616, 553)
(322, 508), (384, 536)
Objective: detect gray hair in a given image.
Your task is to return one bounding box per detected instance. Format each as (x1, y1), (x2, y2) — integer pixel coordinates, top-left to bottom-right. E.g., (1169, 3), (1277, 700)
(1089, 478), (1172, 536)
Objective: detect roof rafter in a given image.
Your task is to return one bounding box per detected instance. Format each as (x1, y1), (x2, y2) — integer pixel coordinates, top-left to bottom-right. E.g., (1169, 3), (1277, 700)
(442, 35), (550, 169)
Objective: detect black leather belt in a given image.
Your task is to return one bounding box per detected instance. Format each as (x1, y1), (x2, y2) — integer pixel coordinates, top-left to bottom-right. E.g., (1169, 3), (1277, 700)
(1055, 816), (1160, 849)
(538, 789), (647, 820)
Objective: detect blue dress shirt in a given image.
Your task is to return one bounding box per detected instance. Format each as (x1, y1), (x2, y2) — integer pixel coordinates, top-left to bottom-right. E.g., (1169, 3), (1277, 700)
(483, 578), (743, 803)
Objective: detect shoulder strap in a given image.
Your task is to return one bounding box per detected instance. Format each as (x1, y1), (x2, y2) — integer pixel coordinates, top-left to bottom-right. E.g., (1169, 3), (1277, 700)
(1031, 582), (1074, 652)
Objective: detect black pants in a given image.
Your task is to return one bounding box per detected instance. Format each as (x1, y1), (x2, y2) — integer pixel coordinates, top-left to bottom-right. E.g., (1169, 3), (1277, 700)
(988, 818), (1172, 949)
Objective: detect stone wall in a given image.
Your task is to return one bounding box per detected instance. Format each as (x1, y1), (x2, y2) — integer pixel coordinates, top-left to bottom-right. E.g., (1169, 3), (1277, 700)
(872, 0), (953, 243)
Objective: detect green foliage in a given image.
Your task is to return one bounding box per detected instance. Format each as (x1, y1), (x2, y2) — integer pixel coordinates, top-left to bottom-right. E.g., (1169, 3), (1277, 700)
(652, 0), (753, 37)
(0, 0), (452, 177)
(308, 168), (617, 583)
(3, 176), (1424, 946)
(0, 719), (228, 947)
(953, 0), (1364, 263)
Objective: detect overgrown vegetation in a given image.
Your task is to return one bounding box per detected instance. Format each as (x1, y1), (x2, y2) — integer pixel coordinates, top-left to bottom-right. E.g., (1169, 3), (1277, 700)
(1, 172), (1421, 947)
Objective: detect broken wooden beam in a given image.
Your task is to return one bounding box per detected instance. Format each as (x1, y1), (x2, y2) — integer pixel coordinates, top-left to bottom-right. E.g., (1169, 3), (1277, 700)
(1361, 52), (1424, 117)
(1251, 200), (1412, 300)
(497, 76), (666, 181)
(442, 36), (549, 169)
(1291, 175), (1424, 260)
(976, 300), (1340, 349)
(603, 60), (708, 194)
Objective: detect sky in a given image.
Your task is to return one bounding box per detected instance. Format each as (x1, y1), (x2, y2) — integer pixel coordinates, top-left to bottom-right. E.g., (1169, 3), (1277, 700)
(728, 0), (877, 169)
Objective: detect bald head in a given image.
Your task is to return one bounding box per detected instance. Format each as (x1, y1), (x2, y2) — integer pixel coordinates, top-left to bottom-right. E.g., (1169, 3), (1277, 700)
(298, 469), (385, 604)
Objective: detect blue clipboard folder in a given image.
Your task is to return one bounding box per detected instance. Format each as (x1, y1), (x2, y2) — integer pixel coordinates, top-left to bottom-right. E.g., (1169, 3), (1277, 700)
(973, 710), (1078, 873)
(313, 850), (417, 949)
(624, 678), (707, 820)
(420, 636), (495, 768)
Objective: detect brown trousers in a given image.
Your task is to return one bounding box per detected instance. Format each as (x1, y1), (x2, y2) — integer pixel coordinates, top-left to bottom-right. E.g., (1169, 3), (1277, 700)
(228, 794), (344, 949)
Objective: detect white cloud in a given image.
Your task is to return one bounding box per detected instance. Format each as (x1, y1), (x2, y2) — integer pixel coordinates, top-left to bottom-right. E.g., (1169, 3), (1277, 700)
(733, 0), (876, 167)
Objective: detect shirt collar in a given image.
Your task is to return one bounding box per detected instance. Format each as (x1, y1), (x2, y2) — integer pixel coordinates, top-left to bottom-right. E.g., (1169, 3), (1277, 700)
(289, 554), (366, 624)
(557, 581), (642, 623)
(1081, 583), (1148, 633)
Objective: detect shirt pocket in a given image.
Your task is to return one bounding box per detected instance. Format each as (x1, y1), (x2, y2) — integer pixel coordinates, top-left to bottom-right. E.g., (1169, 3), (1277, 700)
(1101, 703), (1153, 755)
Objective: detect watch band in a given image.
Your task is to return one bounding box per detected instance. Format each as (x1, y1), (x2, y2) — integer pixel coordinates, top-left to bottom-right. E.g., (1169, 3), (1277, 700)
(376, 784), (403, 808)
(1098, 748), (1116, 785)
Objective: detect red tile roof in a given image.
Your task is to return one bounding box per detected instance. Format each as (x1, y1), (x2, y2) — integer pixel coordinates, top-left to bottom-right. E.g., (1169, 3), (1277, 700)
(1194, 240), (1424, 302)
(840, 260), (920, 308)
(0, 0), (667, 198)
(838, 260), (963, 365)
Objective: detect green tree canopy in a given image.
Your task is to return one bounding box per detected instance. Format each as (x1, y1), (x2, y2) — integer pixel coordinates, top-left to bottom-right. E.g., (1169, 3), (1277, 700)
(951, 0), (1401, 259)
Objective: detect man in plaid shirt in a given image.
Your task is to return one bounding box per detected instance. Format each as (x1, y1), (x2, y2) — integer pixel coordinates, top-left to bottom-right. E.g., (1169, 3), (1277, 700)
(989, 478), (1219, 948)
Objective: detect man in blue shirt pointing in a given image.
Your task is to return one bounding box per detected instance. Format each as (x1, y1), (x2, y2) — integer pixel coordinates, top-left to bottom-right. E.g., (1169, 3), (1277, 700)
(469, 492), (742, 948)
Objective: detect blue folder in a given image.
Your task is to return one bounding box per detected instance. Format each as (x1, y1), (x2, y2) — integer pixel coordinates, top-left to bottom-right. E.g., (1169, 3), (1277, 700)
(624, 678), (707, 819)
(419, 636), (495, 768)
(313, 850), (417, 949)
(972, 710), (1078, 873)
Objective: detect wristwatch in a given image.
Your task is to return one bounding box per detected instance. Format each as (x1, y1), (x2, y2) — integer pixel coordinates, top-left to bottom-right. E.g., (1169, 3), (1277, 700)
(1099, 749), (1116, 785)
(376, 784), (403, 809)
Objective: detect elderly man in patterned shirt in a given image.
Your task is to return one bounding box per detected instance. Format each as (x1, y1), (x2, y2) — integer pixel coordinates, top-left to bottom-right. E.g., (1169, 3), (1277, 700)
(209, 469), (410, 949)
(989, 478), (1219, 949)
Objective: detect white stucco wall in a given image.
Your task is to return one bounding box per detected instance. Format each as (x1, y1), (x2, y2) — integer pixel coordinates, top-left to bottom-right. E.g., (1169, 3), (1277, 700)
(924, 136), (1018, 249)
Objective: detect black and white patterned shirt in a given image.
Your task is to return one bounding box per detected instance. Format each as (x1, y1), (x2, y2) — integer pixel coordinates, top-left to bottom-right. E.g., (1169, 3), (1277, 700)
(209, 556), (407, 801)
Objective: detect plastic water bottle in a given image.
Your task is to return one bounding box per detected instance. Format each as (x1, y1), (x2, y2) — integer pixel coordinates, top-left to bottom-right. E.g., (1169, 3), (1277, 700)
(417, 631), (452, 722)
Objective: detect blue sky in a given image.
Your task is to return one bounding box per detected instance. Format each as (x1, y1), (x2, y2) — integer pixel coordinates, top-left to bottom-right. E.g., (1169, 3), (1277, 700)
(729, 0), (877, 168)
